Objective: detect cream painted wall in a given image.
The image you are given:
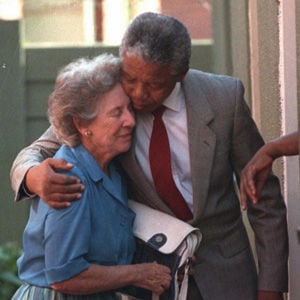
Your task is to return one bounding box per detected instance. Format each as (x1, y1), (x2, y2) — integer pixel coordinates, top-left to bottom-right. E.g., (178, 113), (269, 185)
(23, 1), (86, 44)
(22, 0), (161, 46)
(248, 1), (299, 299)
(217, 1), (300, 298)
(279, 1), (300, 299)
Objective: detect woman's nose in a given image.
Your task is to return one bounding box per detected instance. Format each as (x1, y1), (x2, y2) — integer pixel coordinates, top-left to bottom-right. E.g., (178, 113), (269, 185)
(124, 109), (136, 128)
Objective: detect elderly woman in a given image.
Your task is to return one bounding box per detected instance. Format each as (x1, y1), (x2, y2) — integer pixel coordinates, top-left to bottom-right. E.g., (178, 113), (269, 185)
(12, 54), (171, 299)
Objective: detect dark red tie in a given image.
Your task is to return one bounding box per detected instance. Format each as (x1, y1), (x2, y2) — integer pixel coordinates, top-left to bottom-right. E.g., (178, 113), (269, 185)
(149, 105), (193, 221)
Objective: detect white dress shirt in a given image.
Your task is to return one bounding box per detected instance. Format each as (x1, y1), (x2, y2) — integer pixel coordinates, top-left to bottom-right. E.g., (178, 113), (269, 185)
(135, 83), (194, 212)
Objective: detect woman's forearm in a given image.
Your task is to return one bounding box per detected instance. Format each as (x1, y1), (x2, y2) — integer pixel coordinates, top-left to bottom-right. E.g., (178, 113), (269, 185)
(51, 264), (136, 295)
(51, 263), (171, 295)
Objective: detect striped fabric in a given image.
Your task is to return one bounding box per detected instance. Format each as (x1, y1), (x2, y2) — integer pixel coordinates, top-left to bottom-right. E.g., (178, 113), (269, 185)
(12, 284), (120, 300)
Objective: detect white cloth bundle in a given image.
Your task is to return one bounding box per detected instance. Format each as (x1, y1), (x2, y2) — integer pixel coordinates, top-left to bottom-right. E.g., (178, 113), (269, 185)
(122, 200), (202, 300)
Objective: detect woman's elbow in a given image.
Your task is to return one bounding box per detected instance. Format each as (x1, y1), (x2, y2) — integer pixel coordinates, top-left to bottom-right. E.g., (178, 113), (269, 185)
(51, 280), (88, 295)
(51, 281), (69, 293)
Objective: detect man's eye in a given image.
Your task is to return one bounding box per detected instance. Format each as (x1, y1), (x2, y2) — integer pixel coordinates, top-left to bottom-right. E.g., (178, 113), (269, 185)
(150, 83), (163, 90)
(128, 103), (134, 113)
(124, 77), (135, 83)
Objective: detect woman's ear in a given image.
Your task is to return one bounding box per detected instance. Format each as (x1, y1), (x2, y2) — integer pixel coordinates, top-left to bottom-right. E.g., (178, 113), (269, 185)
(73, 117), (87, 137)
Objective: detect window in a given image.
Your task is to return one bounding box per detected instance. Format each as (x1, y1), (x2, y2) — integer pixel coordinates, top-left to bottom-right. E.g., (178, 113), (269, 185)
(20, 0), (212, 46)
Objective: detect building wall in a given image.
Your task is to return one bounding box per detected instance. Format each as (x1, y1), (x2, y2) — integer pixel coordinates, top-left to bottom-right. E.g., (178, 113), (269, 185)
(23, 1), (86, 44)
(160, 0), (212, 40)
(23, 0), (212, 45)
(213, 1), (299, 299)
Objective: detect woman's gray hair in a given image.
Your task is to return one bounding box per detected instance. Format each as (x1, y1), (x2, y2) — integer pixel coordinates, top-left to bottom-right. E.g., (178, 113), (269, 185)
(48, 53), (121, 147)
(119, 12), (191, 76)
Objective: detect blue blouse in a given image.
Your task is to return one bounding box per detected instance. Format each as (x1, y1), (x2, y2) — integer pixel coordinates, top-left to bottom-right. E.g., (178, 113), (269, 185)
(17, 144), (136, 289)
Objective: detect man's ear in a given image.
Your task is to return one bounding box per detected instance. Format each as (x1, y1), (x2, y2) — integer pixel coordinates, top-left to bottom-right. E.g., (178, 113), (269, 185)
(175, 68), (189, 82)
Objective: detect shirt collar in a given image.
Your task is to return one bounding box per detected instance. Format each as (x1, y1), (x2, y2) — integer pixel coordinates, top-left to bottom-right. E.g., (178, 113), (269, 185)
(67, 144), (125, 204)
(162, 82), (184, 112)
(72, 144), (116, 183)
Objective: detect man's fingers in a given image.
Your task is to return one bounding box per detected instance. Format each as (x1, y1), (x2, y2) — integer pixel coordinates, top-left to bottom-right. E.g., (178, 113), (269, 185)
(48, 158), (74, 171)
(43, 192), (82, 206)
(25, 158), (86, 208)
(47, 201), (71, 209)
(46, 159), (81, 185)
(52, 181), (84, 194)
(45, 190), (83, 202)
(48, 172), (82, 186)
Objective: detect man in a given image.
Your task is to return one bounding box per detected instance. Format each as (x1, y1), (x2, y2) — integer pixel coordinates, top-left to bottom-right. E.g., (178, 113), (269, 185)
(11, 12), (288, 300)
(240, 131), (298, 209)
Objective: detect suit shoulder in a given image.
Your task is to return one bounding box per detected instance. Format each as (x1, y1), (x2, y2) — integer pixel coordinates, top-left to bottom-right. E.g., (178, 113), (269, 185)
(184, 69), (244, 98)
(187, 69), (242, 85)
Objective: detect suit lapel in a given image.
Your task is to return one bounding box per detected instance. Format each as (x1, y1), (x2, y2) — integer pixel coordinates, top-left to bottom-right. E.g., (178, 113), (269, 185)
(121, 139), (175, 215)
(183, 72), (216, 222)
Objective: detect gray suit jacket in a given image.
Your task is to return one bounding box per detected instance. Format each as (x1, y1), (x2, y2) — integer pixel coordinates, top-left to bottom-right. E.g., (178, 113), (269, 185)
(11, 70), (288, 300)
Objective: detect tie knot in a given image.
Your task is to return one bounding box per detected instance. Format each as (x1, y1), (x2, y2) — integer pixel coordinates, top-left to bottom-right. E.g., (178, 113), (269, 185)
(152, 105), (166, 119)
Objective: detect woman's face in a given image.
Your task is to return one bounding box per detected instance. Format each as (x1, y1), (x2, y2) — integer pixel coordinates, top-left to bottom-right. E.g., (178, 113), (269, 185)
(82, 83), (135, 164)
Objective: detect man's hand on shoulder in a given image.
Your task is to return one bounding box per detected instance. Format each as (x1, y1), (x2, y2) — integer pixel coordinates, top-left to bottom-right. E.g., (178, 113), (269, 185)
(25, 158), (84, 209)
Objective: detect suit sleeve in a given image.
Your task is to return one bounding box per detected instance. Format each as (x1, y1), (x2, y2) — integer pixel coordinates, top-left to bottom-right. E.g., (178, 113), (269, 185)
(231, 80), (288, 292)
(10, 126), (62, 202)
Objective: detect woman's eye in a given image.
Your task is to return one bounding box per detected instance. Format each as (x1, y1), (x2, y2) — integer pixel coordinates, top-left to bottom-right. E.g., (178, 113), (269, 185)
(111, 108), (122, 117)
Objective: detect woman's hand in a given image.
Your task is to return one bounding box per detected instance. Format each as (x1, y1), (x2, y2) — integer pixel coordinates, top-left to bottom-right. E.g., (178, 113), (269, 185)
(133, 262), (171, 295)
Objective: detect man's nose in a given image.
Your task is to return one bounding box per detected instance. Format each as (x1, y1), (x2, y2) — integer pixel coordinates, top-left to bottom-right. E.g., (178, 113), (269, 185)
(131, 82), (148, 100)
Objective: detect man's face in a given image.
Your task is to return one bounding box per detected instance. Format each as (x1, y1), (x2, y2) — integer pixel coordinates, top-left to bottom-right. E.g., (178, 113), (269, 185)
(121, 53), (185, 113)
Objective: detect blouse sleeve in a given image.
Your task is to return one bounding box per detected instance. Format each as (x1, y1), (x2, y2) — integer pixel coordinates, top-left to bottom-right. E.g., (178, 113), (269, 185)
(43, 182), (91, 285)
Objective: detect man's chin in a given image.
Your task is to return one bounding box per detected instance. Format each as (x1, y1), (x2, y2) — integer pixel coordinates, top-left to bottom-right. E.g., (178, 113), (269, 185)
(133, 104), (156, 113)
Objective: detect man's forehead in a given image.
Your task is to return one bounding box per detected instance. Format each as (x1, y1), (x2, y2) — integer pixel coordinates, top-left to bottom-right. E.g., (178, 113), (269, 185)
(121, 57), (172, 82)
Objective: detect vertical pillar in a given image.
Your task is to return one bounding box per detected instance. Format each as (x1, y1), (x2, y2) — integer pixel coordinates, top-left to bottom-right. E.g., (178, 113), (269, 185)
(102, 0), (129, 45)
(0, 20), (28, 244)
(212, 0), (232, 76)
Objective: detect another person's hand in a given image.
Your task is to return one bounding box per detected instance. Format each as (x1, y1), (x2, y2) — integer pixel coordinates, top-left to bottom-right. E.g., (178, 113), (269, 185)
(135, 262), (171, 295)
(257, 290), (284, 300)
(239, 150), (273, 210)
(240, 131), (299, 210)
(25, 158), (84, 208)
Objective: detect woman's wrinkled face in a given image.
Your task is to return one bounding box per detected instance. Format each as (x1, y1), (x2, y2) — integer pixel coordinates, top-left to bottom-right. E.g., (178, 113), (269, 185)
(83, 83), (135, 161)
(121, 53), (185, 113)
